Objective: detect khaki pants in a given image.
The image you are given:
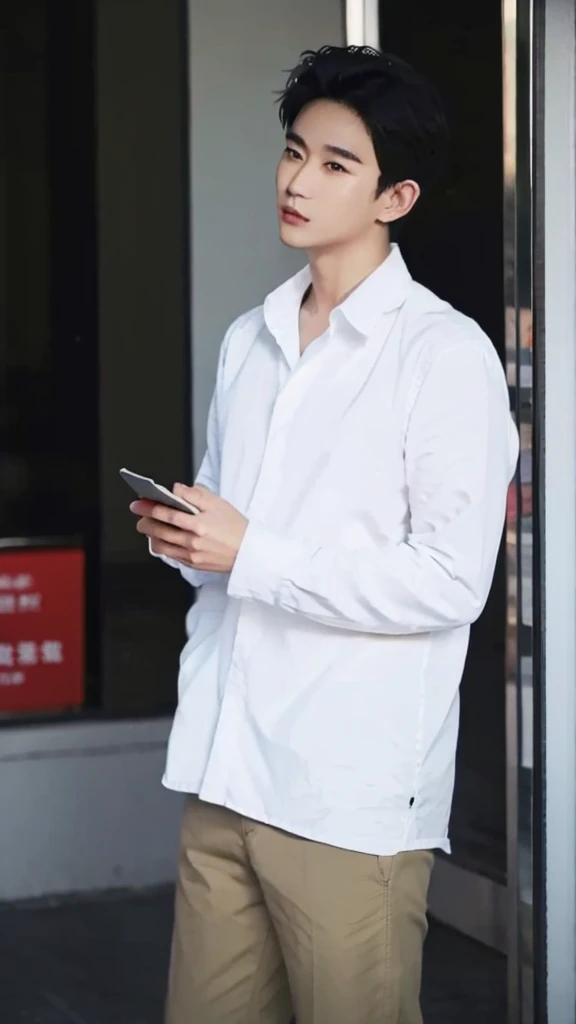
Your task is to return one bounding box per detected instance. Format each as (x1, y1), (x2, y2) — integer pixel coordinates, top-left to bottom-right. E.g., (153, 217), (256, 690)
(165, 797), (433, 1024)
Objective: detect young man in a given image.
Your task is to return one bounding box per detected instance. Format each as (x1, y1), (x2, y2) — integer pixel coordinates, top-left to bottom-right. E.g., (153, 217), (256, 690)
(131, 46), (518, 1024)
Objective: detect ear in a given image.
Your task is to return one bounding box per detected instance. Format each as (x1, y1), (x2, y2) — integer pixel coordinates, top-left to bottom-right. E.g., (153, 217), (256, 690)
(375, 180), (421, 226)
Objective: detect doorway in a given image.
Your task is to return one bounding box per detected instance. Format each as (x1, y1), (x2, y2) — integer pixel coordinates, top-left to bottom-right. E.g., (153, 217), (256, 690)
(377, 0), (508, 948)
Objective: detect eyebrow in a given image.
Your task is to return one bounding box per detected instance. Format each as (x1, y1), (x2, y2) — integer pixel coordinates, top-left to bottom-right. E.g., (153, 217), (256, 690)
(286, 130), (363, 165)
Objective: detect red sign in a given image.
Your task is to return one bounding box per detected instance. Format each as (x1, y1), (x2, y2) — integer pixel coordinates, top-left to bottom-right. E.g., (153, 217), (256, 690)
(0, 548), (85, 713)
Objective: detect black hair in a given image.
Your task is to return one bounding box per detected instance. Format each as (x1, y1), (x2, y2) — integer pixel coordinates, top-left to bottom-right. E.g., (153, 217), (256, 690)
(278, 46), (449, 197)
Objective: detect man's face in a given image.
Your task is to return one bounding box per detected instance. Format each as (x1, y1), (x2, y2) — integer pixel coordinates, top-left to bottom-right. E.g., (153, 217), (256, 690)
(276, 99), (386, 251)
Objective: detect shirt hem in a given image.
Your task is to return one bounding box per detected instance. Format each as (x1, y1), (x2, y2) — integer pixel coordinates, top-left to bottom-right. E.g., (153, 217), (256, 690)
(162, 775), (451, 856)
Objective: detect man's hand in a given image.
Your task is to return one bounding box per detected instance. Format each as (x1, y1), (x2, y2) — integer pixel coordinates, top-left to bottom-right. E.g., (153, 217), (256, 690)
(130, 484), (248, 574)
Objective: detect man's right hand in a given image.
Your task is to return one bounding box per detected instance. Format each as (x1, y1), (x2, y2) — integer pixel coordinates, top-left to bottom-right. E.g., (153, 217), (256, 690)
(130, 485), (248, 573)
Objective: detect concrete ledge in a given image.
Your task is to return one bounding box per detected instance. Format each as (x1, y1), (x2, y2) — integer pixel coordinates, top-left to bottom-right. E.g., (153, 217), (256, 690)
(0, 715), (173, 761)
(0, 717), (183, 901)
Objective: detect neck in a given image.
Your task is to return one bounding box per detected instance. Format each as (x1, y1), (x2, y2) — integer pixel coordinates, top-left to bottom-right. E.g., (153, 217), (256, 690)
(305, 234), (391, 316)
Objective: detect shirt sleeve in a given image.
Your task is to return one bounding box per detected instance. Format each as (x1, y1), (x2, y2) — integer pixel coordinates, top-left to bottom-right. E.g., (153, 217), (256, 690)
(227, 343), (519, 634)
(150, 332), (228, 590)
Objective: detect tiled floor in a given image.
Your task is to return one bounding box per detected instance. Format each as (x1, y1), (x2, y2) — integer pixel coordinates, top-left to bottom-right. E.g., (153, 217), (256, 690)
(0, 886), (506, 1023)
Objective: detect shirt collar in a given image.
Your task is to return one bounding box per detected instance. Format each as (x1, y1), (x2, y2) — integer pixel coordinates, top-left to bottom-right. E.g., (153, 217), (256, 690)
(263, 244), (413, 358)
(337, 244), (413, 336)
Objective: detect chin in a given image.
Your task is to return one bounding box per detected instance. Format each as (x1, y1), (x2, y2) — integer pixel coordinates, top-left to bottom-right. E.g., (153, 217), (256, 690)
(279, 234), (309, 250)
(278, 226), (309, 249)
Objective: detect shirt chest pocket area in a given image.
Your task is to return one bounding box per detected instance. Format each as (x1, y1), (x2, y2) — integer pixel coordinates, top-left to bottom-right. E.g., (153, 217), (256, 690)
(296, 412), (407, 549)
(319, 429), (403, 518)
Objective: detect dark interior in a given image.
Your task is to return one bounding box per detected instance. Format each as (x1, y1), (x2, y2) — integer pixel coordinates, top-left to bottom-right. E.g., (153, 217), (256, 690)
(379, 0), (507, 882)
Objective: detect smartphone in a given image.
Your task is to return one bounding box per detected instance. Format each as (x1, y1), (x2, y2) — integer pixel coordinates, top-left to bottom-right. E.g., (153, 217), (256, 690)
(119, 468), (199, 515)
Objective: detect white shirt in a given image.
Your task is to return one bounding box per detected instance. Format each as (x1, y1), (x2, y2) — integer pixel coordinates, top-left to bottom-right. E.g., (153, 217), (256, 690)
(158, 245), (518, 856)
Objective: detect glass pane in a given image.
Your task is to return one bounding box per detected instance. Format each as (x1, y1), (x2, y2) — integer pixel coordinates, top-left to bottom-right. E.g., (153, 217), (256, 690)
(0, 0), (99, 710)
(1, 0), (191, 717)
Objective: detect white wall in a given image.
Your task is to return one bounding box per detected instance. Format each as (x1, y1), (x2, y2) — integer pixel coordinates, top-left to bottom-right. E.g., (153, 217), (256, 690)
(188, 0), (344, 467)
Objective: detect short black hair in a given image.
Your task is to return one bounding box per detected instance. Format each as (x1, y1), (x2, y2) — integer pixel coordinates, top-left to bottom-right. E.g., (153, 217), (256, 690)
(278, 46), (449, 197)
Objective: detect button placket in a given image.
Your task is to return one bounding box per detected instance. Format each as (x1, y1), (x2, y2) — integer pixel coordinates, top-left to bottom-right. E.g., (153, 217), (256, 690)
(247, 348), (328, 518)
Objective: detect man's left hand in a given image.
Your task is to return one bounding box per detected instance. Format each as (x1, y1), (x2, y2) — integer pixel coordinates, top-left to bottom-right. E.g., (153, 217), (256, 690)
(131, 484), (248, 574)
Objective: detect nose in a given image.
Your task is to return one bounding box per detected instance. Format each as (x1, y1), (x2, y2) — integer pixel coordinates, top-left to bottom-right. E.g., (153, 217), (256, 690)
(286, 162), (313, 199)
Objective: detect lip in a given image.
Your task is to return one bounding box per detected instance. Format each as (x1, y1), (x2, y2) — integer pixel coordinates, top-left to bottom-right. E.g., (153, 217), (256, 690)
(280, 206), (309, 225)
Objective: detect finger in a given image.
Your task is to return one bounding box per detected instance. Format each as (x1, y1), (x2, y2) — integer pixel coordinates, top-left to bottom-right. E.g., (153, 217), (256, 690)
(149, 538), (205, 568)
(129, 499), (157, 516)
(173, 483), (215, 512)
(131, 501), (205, 534)
(136, 517), (205, 549)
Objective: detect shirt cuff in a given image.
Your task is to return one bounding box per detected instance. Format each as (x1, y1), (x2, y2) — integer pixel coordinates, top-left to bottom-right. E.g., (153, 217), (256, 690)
(227, 520), (305, 606)
(148, 537), (217, 588)
(148, 538), (182, 570)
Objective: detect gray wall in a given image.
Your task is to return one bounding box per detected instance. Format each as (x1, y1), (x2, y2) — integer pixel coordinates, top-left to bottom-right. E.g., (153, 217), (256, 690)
(188, 0), (344, 468)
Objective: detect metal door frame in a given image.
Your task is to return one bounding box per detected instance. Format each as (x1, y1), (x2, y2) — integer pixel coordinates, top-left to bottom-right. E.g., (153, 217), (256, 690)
(502, 0), (540, 1018)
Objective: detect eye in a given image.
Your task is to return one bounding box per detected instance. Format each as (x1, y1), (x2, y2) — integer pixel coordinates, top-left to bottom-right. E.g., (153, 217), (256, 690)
(326, 161), (347, 173)
(284, 146), (303, 161)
